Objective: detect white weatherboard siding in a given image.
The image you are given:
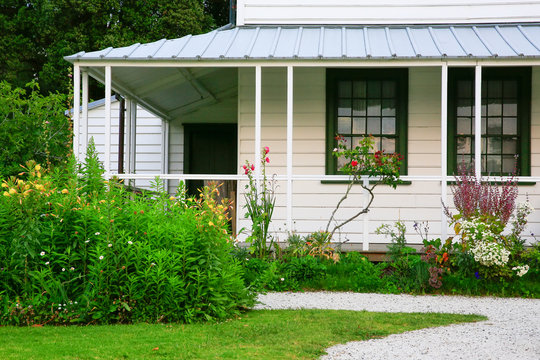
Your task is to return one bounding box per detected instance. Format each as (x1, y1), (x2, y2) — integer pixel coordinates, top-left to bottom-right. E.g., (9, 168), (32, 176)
(79, 100), (165, 190)
(237, 67), (540, 248)
(237, 0), (540, 26)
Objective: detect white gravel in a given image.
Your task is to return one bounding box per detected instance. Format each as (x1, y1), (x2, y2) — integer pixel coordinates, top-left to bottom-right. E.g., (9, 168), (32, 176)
(255, 292), (540, 360)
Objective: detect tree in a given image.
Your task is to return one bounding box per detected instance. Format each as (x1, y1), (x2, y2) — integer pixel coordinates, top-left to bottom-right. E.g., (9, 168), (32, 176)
(0, 0), (229, 97)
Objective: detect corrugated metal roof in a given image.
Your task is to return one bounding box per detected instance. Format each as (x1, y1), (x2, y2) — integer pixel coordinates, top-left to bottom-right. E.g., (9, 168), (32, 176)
(66, 24), (540, 62)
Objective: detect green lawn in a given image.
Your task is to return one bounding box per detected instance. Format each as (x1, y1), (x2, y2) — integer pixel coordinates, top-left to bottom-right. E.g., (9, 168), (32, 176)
(0, 309), (485, 359)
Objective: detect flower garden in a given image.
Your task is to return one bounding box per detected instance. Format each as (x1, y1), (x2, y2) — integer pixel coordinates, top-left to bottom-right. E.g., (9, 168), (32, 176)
(0, 135), (539, 328)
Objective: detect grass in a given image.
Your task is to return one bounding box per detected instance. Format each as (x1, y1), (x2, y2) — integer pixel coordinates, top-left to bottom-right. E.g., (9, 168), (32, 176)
(0, 309), (486, 360)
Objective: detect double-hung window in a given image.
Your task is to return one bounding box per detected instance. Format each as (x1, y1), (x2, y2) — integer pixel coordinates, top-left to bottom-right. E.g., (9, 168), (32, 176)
(448, 68), (531, 176)
(326, 69), (408, 174)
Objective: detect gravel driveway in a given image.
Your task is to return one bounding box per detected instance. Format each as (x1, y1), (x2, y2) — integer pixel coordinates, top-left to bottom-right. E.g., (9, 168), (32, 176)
(255, 292), (540, 360)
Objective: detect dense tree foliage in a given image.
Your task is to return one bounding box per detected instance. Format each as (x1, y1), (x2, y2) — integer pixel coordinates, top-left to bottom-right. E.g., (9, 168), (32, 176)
(0, 0), (229, 96)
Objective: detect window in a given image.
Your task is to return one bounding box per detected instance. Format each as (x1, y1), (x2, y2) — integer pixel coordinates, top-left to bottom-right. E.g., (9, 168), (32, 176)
(326, 69), (408, 174)
(448, 68), (531, 176)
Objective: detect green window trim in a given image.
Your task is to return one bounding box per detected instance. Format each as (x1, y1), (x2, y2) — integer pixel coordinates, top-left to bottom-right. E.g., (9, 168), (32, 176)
(325, 68), (409, 175)
(447, 67), (531, 176)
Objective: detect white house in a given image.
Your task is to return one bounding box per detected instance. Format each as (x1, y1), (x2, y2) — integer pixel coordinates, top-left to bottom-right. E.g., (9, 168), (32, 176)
(66, 0), (540, 252)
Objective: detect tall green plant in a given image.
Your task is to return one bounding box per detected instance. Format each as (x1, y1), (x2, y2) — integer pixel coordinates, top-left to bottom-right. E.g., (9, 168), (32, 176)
(242, 147), (275, 258)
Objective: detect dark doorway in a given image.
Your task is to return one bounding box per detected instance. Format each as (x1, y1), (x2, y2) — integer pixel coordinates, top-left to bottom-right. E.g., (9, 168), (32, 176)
(184, 123), (237, 196)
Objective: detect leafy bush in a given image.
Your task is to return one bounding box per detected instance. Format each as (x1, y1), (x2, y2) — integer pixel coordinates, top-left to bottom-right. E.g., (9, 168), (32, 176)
(0, 147), (254, 325)
(0, 81), (70, 178)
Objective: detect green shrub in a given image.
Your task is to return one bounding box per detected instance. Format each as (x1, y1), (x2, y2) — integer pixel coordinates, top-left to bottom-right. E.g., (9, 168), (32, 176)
(0, 81), (70, 178)
(0, 148), (254, 325)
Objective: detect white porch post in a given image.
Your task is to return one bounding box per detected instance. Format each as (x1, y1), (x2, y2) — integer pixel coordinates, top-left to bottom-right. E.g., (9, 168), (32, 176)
(161, 119), (170, 192)
(286, 66), (294, 233)
(125, 97), (132, 174)
(362, 177), (370, 251)
(474, 65), (482, 179)
(441, 63), (448, 241)
(129, 100), (137, 180)
(255, 66), (262, 188)
(81, 70), (89, 157)
(73, 64), (80, 161)
(104, 65), (112, 177)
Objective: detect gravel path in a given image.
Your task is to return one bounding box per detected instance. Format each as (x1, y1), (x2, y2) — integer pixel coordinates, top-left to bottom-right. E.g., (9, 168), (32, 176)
(255, 292), (540, 360)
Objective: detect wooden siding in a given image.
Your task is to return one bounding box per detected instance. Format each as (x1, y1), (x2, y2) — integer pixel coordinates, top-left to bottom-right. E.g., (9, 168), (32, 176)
(237, 66), (540, 248)
(237, 0), (540, 26)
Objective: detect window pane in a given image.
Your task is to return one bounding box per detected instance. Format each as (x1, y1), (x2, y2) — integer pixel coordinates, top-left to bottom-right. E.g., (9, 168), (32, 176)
(487, 118), (502, 134)
(503, 80), (517, 98)
(337, 155), (348, 169)
(457, 80), (472, 98)
(487, 80), (502, 98)
(487, 137), (501, 154)
(338, 81), (352, 97)
(503, 102), (517, 117)
(481, 118), (486, 134)
(487, 155), (501, 173)
(457, 137), (471, 154)
(502, 155), (515, 174)
(382, 99), (396, 116)
(352, 136), (364, 148)
(338, 99), (351, 116)
(457, 99), (473, 116)
(481, 137), (486, 153)
(382, 117), (396, 135)
(481, 156), (487, 173)
(457, 117), (471, 135)
(352, 117), (365, 134)
(382, 137), (395, 153)
(367, 81), (381, 97)
(382, 81), (396, 98)
(352, 99), (366, 116)
(353, 81), (366, 98)
(503, 118), (517, 135)
(372, 137), (381, 151)
(503, 138), (517, 154)
(487, 101), (502, 116)
(337, 117), (351, 134)
(367, 117), (380, 134)
(367, 100), (381, 116)
(457, 154), (473, 171)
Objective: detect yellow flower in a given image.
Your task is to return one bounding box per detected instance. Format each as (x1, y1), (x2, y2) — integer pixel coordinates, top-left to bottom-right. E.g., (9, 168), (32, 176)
(169, 196), (176, 201)
(3, 191), (9, 197)
(9, 188), (17, 195)
(1, 183), (7, 188)
(208, 221), (214, 226)
(17, 180), (23, 186)
(35, 165), (41, 171)
(218, 215), (223, 220)
(61, 189), (69, 194)
(35, 184), (45, 191)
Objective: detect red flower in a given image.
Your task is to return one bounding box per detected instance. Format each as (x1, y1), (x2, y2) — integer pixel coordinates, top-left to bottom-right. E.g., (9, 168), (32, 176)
(242, 165), (247, 170)
(351, 160), (358, 167)
(244, 169), (249, 175)
(251, 164), (255, 171)
(264, 146), (270, 154)
(265, 157), (270, 163)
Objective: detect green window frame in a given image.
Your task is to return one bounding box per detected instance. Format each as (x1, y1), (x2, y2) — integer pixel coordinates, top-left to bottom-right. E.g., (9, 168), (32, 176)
(326, 68), (408, 175)
(447, 67), (531, 176)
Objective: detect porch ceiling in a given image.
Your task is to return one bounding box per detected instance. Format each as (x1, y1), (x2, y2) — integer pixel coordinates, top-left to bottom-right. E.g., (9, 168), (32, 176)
(84, 66), (237, 121)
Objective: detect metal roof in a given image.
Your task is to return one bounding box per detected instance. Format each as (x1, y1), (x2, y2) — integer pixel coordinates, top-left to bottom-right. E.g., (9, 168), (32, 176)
(66, 24), (540, 61)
